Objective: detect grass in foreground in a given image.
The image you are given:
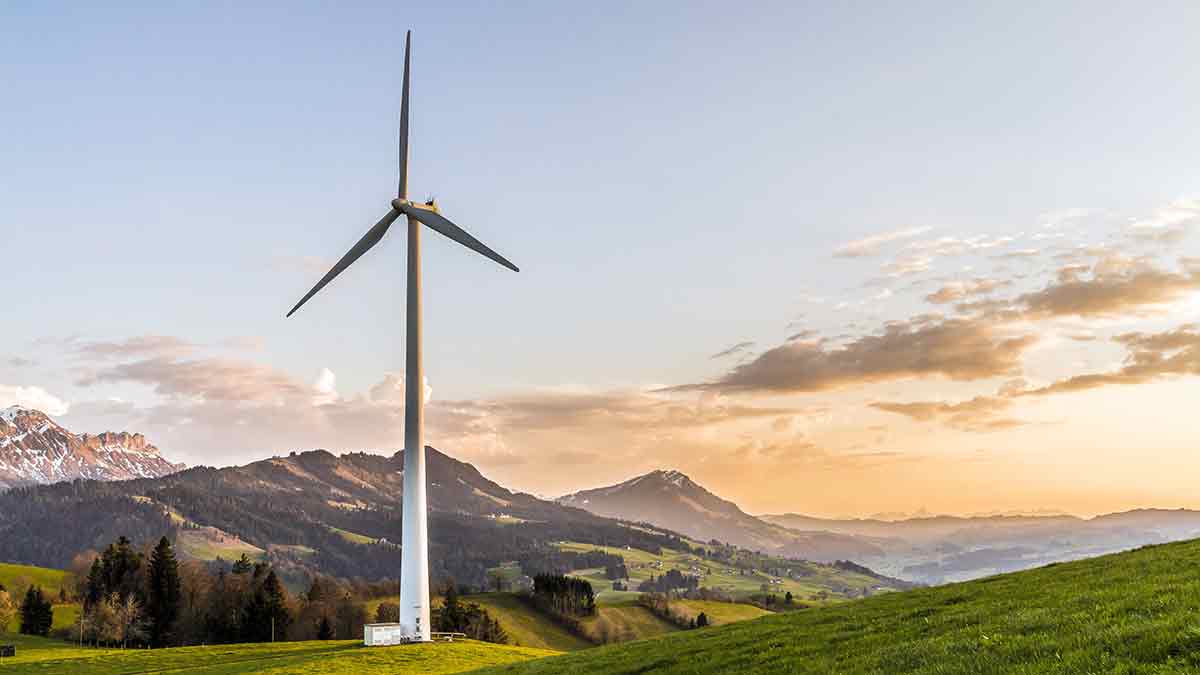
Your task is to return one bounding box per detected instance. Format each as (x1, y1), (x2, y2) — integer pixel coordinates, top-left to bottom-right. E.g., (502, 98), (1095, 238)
(0, 633), (556, 674)
(472, 538), (1200, 674)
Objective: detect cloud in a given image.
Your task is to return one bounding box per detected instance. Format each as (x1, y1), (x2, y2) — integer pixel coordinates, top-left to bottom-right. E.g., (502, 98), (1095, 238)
(786, 329), (819, 342)
(994, 248), (1041, 260)
(312, 368), (338, 405)
(871, 396), (1023, 432)
(679, 316), (1036, 394)
(5, 357), (36, 368)
(1017, 264), (1199, 319)
(1016, 324), (1200, 396)
(79, 356), (312, 402)
(711, 341), (755, 360)
(75, 335), (197, 360)
(926, 278), (1010, 305)
(1127, 198), (1199, 245)
(833, 226), (931, 258)
(368, 372), (432, 406)
(221, 336), (267, 352)
(880, 254), (934, 278)
(0, 384), (70, 416)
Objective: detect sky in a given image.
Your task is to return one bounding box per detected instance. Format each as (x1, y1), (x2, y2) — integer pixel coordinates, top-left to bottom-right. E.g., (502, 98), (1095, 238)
(1, 2), (1198, 518)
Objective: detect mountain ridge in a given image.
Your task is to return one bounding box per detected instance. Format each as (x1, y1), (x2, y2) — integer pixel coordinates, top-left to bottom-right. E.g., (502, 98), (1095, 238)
(558, 468), (891, 562)
(0, 405), (185, 490)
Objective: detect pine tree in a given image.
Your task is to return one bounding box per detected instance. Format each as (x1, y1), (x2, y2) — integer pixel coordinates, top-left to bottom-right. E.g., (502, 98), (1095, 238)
(19, 586), (53, 636)
(84, 557), (104, 609)
(231, 554), (253, 575)
(146, 536), (182, 647)
(316, 615), (333, 640)
(244, 570), (291, 642)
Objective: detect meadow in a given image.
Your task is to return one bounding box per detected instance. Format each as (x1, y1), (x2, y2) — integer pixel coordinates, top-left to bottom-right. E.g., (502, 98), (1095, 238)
(473, 538), (1200, 674)
(557, 541), (880, 604)
(0, 633), (556, 674)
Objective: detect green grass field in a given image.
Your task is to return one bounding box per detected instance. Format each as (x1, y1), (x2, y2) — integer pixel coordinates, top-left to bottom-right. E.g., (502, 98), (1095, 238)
(0, 561), (69, 596)
(0, 633), (556, 674)
(577, 599), (679, 644)
(557, 542), (879, 604)
(472, 539), (1200, 674)
(174, 529), (266, 562)
(328, 526), (378, 546)
(469, 593), (593, 652)
(671, 599), (772, 626)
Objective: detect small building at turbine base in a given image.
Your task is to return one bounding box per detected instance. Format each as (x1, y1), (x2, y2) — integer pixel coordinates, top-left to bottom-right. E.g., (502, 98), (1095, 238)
(364, 622), (422, 646)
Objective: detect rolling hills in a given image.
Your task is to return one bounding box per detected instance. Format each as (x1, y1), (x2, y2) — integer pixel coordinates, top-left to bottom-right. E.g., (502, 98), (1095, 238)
(470, 537), (1200, 674)
(762, 508), (1200, 583)
(0, 447), (693, 587)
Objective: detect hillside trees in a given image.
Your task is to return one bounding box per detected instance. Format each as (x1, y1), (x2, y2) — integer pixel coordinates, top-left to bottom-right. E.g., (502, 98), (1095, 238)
(531, 574), (596, 618)
(374, 601), (400, 623)
(637, 569), (699, 594)
(433, 582), (508, 644)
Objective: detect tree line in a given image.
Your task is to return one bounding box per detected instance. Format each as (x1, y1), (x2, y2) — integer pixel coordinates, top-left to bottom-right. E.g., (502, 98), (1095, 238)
(68, 535), (402, 648)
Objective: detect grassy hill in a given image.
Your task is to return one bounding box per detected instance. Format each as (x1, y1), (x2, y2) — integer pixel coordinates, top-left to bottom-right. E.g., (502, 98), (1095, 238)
(470, 593), (593, 651)
(559, 541), (886, 604)
(1, 562), (80, 634)
(0, 561), (69, 596)
(0, 633), (556, 674)
(577, 598), (678, 644)
(471, 538), (1200, 674)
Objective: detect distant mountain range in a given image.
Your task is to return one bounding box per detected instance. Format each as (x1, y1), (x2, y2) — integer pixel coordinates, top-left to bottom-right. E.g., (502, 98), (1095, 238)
(0, 406), (184, 490)
(560, 468), (1200, 584)
(558, 469), (888, 562)
(0, 444), (704, 588)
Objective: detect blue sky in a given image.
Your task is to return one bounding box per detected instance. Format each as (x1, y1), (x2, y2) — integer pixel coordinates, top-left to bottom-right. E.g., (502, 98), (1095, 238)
(2, 2), (1198, 515)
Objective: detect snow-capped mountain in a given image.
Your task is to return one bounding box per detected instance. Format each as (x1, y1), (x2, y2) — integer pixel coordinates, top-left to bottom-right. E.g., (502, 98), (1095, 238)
(559, 469), (888, 562)
(0, 406), (184, 490)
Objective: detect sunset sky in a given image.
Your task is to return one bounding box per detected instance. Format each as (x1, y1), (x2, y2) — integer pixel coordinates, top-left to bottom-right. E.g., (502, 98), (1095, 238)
(2, 2), (1198, 518)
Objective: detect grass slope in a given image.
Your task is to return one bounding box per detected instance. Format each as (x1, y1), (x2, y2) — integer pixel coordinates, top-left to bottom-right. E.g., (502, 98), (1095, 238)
(0, 561), (68, 595)
(0, 562), (79, 634)
(473, 539), (1200, 674)
(671, 599), (772, 626)
(0, 633), (556, 674)
(470, 594), (593, 652)
(559, 542), (880, 604)
(580, 601), (678, 643)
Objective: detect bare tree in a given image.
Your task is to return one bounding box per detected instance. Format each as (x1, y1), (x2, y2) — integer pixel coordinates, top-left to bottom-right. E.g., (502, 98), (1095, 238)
(111, 593), (146, 648)
(0, 589), (15, 634)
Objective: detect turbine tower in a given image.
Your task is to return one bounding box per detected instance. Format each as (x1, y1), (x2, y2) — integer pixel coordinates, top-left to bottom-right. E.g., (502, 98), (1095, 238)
(286, 30), (518, 643)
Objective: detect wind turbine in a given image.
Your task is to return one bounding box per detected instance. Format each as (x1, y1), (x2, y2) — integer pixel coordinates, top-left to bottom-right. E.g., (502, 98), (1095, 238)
(286, 30), (518, 643)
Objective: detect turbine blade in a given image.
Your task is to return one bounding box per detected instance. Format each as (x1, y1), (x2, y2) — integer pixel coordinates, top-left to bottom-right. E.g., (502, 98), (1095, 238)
(286, 209), (401, 317)
(398, 203), (520, 273)
(397, 30), (411, 199)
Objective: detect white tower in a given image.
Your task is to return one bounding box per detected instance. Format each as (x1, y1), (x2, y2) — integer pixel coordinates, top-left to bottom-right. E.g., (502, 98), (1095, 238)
(286, 30), (519, 645)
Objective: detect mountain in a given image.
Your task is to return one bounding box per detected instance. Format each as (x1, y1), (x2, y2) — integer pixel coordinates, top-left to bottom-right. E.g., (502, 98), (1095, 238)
(0, 406), (184, 490)
(558, 469), (889, 562)
(760, 509), (1200, 583)
(0, 446), (694, 587)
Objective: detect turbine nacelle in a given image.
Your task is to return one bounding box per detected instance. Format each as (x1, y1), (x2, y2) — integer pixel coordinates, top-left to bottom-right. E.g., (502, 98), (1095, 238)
(391, 197), (440, 215)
